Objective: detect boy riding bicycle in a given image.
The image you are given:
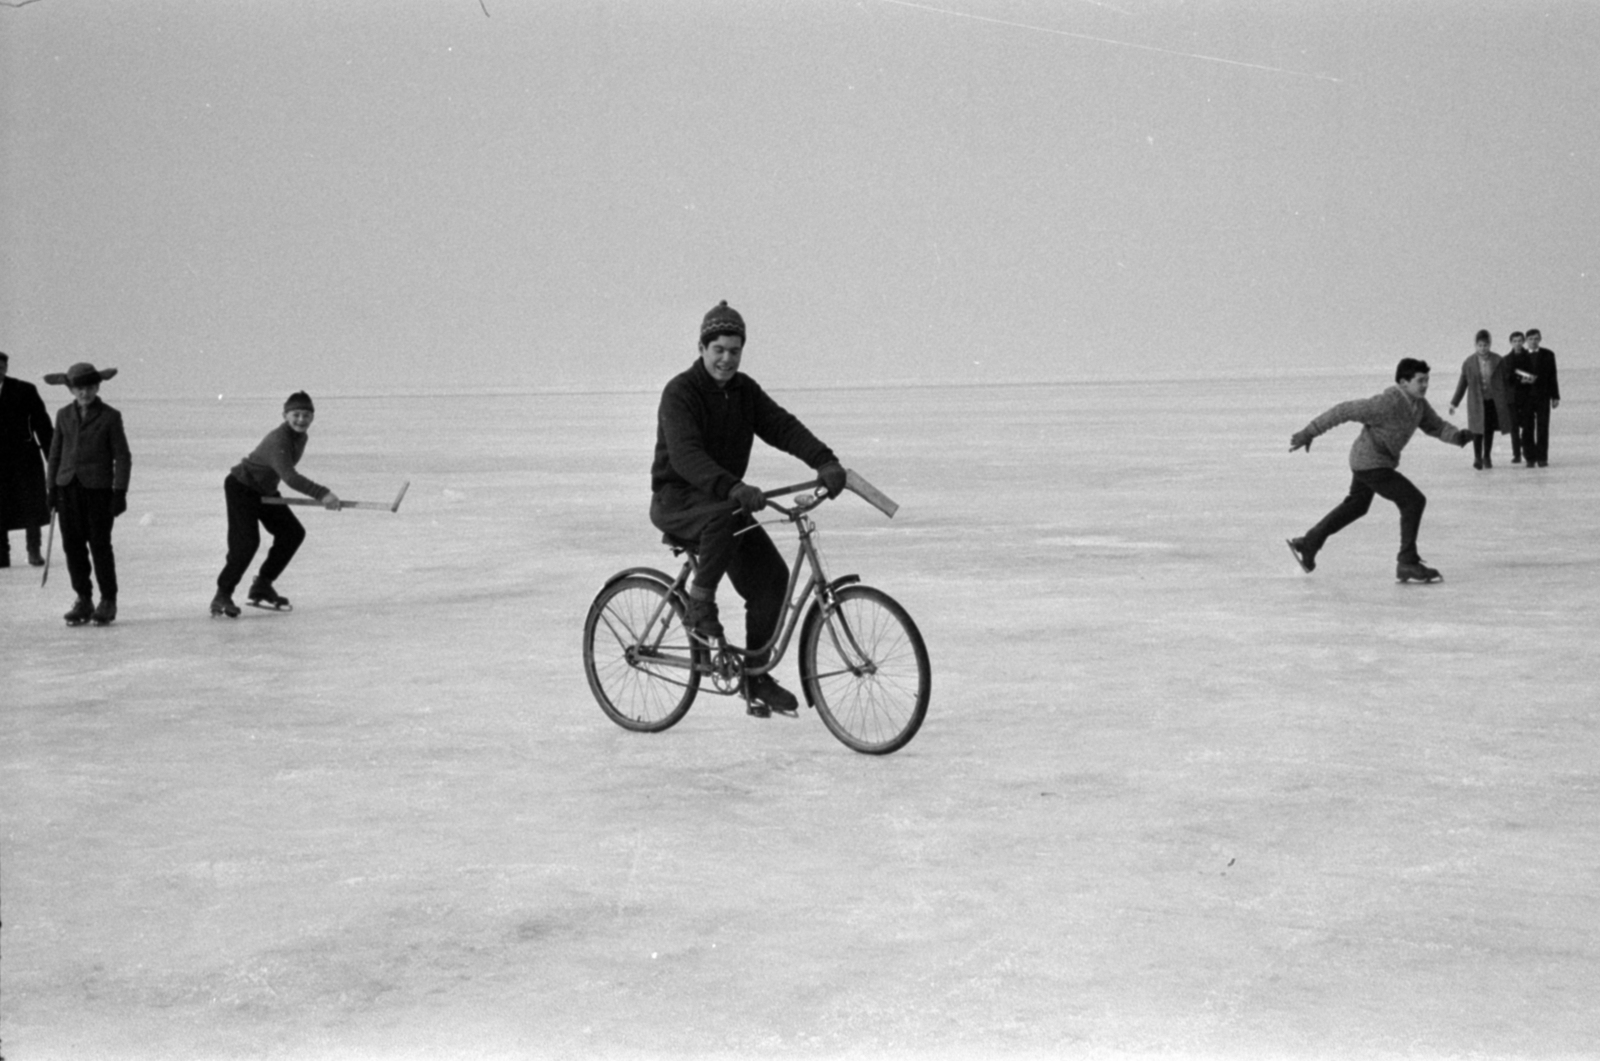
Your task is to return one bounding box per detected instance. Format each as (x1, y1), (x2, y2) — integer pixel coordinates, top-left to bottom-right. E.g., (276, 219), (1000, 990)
(650, 300), (847, 718)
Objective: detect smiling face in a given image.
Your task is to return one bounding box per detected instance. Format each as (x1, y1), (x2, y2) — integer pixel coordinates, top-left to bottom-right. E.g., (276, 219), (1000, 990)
(1398, 372), (1430, 400)
(699, 333), (744, 386)
(284, 409), (315, 433)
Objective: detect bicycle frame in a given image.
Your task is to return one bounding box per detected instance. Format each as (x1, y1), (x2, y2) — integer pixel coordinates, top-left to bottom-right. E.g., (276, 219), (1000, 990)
(625, 490), (853, 688)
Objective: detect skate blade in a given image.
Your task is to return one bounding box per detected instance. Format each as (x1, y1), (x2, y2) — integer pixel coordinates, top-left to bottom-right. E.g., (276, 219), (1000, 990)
(246, 601), (293, 611)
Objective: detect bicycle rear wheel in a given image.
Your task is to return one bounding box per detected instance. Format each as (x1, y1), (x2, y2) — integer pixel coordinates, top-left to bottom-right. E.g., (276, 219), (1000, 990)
(584, 575), (700, 732)
(801, 585), (929, 754)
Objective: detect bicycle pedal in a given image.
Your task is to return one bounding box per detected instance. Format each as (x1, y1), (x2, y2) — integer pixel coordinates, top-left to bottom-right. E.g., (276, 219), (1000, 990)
(746, 701), (772, 719)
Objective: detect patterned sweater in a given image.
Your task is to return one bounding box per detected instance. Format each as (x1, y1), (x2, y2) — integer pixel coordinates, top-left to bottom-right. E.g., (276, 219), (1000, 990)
(1300, 385), (1470, 471)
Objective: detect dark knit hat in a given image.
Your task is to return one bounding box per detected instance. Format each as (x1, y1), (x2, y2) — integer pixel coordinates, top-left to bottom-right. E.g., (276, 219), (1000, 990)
(44, 361), (118, 387)
(284, 391), (315, 414)
(699, 300), (746, 345)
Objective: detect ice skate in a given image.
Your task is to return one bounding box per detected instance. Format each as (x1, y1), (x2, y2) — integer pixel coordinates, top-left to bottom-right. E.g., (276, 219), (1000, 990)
(210, 592), (241, 619)
(91, 595), (117, 626)
(64, 596), (93, 626)
(247, 579), (292, 611)
(1286, 538), (1316, 574)
(1395, 560), (1442, 584)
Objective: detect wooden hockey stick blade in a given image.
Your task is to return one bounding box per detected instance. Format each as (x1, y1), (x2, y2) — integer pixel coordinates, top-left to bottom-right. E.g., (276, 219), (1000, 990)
(263, 481), (409, 512)
(40, 510), (56, 588)
(844, 469), (898, 517)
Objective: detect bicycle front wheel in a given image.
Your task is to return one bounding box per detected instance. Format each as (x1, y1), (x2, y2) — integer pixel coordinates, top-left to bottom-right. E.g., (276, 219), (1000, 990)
(584, 575), (700, 732)
(801, 585), (930, 754)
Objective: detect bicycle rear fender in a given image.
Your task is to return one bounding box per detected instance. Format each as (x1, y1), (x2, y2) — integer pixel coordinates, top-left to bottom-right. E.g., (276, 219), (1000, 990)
(797, 574), (861, 708)
(599, 566), (679, 594)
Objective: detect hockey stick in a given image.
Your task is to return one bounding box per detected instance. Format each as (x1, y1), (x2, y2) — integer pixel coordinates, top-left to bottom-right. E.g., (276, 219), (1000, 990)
(844, 469), (899, 518)
(40, 509), (56, 588)
(263, 480), (410, 512)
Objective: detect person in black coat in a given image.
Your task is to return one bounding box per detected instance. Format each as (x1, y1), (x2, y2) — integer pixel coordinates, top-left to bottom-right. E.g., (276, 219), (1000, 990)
(0, 351), (54, 568)
(649, 301), (848, 717)
(1520, 328), (1561, 467)
(1500, 331), (1532, 463)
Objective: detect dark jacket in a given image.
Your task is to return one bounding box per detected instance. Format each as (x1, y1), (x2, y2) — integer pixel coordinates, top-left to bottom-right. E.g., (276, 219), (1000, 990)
(651, 359), (836, 505)
(230, 422), (329, 499)
(1503, 348), (1533, 409)
(0, 376), (54, 530)
(47, 397), (131, 492)
(1300, 385), (1469, 472)
(1525, 346), (1560, 402)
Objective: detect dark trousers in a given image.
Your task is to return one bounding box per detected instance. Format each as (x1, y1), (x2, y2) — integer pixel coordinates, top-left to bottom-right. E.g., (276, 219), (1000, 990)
(58, 480), (118, 599)
(1472, 402), (1500, 465)
(0, 525), (43, 561)
(1528, 399), (1554, 464)
(1508, 401), (1529, 461)
(1303, 467), (1426, 564)
(651, 496), (790, 659)
(217, 475), (305, 594)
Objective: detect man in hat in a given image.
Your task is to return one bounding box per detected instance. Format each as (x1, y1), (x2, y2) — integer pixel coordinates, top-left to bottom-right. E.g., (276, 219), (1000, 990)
(45, 362), (132, 625)
(1286, 358), (1473, 583)
(0, 351), (54, 568)
(211, 391), (340, 617)
(650, 300), (848, 718)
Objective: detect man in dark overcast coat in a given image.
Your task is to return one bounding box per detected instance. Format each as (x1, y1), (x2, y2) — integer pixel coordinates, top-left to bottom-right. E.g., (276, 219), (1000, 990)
(0, 351), (55, 567)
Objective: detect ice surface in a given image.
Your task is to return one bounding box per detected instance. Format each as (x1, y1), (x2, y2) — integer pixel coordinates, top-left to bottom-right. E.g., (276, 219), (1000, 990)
(3, 374), (1598, 1059)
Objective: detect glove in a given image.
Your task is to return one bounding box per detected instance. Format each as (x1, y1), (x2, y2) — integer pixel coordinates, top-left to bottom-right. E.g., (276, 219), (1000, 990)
(1456, 431), (1476, 449)
(818, 461), (847, 499)
(1289, 431), (1314, 453)
(729, 483), (766, 514)
(112, 490), (127, 517)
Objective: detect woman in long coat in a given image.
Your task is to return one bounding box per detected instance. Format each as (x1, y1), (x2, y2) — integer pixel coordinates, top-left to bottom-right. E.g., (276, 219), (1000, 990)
(1448, 329), (1512, 470)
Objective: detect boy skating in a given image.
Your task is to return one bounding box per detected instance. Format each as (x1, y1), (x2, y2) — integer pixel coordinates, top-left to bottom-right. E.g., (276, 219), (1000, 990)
(1286, 359), (1472, 583)
(211, 392), (340, 617)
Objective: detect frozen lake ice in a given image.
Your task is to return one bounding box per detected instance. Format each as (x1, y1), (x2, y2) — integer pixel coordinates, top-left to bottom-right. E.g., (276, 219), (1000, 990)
(3, 372), (1598, 1059)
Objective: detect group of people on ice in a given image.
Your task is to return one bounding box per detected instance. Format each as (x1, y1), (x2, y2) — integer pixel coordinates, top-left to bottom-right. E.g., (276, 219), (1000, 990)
(1286, 328), (1563, 584)
(0, 353), (340, 626)
(0, 318), (1573, 653)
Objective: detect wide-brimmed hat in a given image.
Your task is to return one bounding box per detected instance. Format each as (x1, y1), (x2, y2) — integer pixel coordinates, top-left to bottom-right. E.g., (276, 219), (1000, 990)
(44, 362), (118, 387)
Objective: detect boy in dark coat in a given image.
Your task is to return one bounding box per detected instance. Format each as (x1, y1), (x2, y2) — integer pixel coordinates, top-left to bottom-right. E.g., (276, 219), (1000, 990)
(1286, 358), (1472, 583)
(650, 301), (847, 717)
(0, 351), (54, 568)
(211, 392), (341, 617)
(44, 362), (132, 625)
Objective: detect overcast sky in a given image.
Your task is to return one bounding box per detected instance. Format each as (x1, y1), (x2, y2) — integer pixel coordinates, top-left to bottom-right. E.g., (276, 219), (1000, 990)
(2, 0), (1596, 398)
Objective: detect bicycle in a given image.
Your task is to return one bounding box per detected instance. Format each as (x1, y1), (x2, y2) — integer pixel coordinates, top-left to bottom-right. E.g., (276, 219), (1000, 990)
(582, 472), (930, 755)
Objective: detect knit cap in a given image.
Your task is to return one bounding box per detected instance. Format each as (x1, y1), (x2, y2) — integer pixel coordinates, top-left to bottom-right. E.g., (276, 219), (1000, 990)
(700, 300), (746, 344)
(284, 391), (315, 414)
